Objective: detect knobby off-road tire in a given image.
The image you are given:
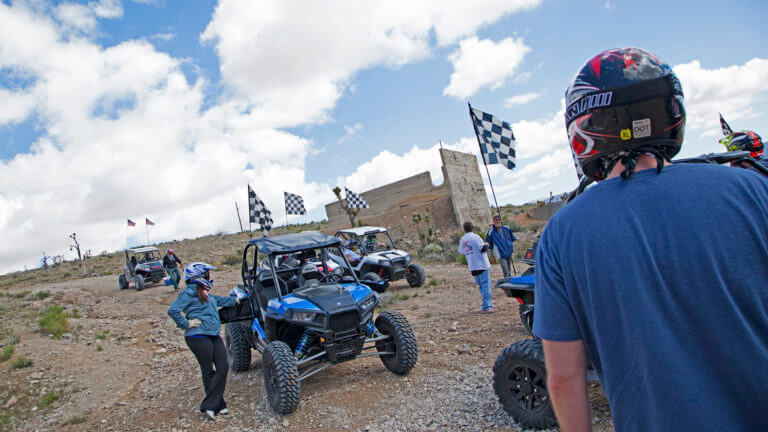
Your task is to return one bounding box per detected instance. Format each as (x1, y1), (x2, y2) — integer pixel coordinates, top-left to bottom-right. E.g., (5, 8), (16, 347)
(225, 323), (252, 372)
(262, 341), (300, 415)
(134, 274), (145, 291)
(518, 293), (535, 337)
(375, 311), (418, 375)
(405, 263), (426, 287)
(118, 274), (128, 290)
(492, 339), (557, 429)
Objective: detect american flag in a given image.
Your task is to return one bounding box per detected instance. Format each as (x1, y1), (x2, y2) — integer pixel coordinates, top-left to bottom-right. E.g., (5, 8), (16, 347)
(469, 105), (516, 170)
(248, 185), (273, 232)
(127, 219), (136, 227)
(146, 218), (155, 226)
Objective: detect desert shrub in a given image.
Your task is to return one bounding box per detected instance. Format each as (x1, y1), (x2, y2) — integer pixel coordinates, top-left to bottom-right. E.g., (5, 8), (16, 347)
(456, 254), (467, 265)
(11, 355), (32, 369)
(38, 391), (59, 409)
(0, 344), (14, 362)
(221, 252), (241, 266)
(424, 243), (443, 254)
(0, 329), (19, 347)
(423, 253), (444, 263)
(426, 277), (438, 287)
(33, 291), (50, 301)
(394, 293), (411, 301)
(94, 330), (109, 340)
(14, 290), (30, 299)
(38, 306), (69, 339)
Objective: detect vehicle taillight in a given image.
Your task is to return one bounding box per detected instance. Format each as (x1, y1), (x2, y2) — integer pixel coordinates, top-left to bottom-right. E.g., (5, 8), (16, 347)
(515, 297), (524, 304)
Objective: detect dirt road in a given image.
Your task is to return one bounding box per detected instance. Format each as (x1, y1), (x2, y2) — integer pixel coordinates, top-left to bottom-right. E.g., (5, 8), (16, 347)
(0, 262), (613, 431)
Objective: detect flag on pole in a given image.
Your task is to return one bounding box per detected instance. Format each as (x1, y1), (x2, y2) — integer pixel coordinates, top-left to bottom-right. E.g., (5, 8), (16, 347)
(127, 219), (136, 227)
(284, 192), (306, 215)
(145, 218), (155, 226)
(344, 187), (369, 209)
(719, 113), (733, 136)
(470, 106), (517, 170)
(249, 185), (273, 232)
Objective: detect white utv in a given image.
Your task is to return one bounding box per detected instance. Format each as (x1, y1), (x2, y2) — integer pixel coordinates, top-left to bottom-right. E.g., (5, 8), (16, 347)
(333, 227), (425, 292)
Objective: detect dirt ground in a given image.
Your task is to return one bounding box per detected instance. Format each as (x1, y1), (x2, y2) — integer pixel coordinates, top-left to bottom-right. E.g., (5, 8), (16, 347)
(0, 262), (614, 432)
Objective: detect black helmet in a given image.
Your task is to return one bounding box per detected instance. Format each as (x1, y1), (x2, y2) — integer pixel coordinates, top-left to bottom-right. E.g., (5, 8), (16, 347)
(565, 47), (686, 181)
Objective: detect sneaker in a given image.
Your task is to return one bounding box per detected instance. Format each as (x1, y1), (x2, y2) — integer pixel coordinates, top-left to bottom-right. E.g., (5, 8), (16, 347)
(217, 408), (229, 415)
(204, 410), (215, 421)
(482, 306), (498, 314)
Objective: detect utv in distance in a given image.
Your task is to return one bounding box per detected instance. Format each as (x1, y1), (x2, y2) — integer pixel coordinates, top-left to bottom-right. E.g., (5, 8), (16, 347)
(118, 247), (166, 291)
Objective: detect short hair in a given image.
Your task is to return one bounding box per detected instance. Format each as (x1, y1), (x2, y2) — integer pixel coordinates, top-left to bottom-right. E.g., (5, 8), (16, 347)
(463, 221), (473, 233)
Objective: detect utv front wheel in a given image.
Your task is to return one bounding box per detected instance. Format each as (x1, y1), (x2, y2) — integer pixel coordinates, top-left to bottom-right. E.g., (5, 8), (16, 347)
(405, 263), (425, 287)
(492, 339), (557, 429)
(134, 274), (145, 291)
(262, 341), (300, 415)
(118, 274), (128, 290)
(225, 323), (252, 372)
(375, 311), (418, 375)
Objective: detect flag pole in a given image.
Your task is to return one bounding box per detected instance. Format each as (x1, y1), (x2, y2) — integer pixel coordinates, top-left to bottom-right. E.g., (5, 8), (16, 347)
(468, 102), (501, 216)
(145, 220), (149, 245)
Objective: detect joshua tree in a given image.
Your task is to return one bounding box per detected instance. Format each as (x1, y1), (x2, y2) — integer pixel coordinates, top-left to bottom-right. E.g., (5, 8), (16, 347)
(332, 186), (359, 228)
(69, 233), (86, 276)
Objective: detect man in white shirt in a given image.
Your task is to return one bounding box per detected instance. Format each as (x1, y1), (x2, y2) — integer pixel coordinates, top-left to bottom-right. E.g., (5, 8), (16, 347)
(458, 221), (496, 313)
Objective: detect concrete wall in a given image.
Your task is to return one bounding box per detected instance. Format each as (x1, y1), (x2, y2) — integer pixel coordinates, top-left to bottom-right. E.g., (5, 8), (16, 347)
(527, 201), (565, 221)
(324, 148), (491, 233)
(440, 148), (492, 228)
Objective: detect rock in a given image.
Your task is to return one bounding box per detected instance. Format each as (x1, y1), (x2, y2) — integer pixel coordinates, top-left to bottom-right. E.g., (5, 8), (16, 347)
(282, 419), (289, 427)
(62, 333), (72, 340)
(449, 326), (457, 332)
(5, 396), (17, 408)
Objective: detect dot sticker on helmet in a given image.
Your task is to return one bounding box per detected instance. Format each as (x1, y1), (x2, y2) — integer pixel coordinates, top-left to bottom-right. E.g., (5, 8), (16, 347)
(620, 129), (632, 140)
(632, 118), (651, 138)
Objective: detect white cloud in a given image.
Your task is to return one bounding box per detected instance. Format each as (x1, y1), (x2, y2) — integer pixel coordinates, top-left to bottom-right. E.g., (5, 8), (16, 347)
(150, 32), (176, 42)
(0, 88), (37, 125)
(54, 0), (122, 34)
(337, 123), (363, 143)
(674, 58), (768, 137)
(604, 1), (615, 10)
(443, 36), (531, 99)
(201, 0), (540, 127)
(504, 91), (541, 106)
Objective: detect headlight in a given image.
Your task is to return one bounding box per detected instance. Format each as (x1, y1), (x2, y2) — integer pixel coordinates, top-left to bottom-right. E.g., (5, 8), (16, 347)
(360, 296), (377, 311)
(291, 311), (316, 322)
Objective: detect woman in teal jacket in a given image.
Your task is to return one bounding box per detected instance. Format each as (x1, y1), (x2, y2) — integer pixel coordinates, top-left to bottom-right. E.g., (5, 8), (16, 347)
(167, 262), (238, 420)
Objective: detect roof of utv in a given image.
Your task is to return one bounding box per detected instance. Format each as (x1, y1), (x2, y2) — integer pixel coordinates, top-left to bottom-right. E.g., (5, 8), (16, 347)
(248, 231), (342, 254)
(129, 246), (159, 253)
(335, 226), (388, 236)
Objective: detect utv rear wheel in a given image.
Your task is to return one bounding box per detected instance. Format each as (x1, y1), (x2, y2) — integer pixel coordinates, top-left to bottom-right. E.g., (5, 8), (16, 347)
(263, 341), (300, 415)
(405, 263), (425, 287)
(375, 311), (418, 375)
(493, 339), (556, 429)
(134, 274), (145, 291)
(225, 323), (252, 372)
(118, 274), (128, 290)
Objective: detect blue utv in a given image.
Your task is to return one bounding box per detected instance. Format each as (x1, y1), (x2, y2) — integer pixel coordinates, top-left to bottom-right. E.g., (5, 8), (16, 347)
(218, 231), (418, 415)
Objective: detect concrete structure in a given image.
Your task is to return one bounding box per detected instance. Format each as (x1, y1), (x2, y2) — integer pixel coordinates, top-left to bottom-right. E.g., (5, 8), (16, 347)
(325, 149), (492, 233)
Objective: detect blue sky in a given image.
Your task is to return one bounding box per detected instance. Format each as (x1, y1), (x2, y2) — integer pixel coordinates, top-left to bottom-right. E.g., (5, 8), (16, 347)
(0, 0), (766, 273)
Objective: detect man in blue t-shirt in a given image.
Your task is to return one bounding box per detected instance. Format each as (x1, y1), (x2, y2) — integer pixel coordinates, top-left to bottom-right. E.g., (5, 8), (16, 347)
(533, 47), (768, 432)
(486, 214), (517, 278)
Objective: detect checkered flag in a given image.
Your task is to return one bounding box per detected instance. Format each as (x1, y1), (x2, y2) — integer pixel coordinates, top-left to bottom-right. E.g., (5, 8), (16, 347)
(284, 192), (306, 215)
(344, 187), (369, 209)
(248, 185), (273, 232)
(469, 105), (516, 170)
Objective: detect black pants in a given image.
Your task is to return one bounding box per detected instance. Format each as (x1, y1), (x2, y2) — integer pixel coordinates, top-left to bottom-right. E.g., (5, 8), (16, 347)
(185, 335), (229, 412)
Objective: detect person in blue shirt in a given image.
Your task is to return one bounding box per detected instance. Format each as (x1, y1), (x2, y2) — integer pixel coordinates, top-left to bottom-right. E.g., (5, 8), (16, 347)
(485, 214), (517, 278)
(534, 47), (768, 432)
(167, 262), (239, 421)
